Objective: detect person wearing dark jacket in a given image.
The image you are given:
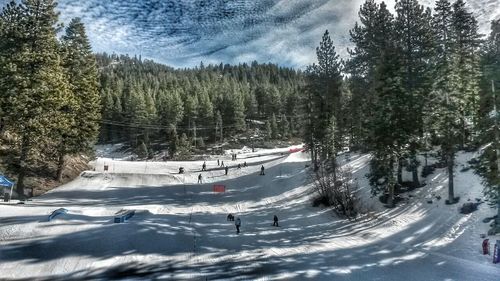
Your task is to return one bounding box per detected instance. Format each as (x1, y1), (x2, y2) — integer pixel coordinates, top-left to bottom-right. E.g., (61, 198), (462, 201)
(235, 217), (241, 234)
(198, 173), (202, 184)
(225, 166), (229, 175)
(273, 215), (279, 227)
(260, 165), (265, 175)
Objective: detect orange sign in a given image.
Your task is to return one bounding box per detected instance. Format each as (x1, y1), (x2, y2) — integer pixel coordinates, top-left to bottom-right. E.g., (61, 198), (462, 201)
(213, 184), (226, 193)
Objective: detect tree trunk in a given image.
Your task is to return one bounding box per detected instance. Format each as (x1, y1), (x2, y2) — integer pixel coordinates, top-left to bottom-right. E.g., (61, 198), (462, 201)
(461, 112), (466, 149)
(56, 153), (66, 182)
(496, 199), (500, 226)
(412, 166), (419, 188)
(388, 181), (394, 208)
(447, 151), (455, 203)
(16, 136), (30, 199)
(411, 154), (420, 188)
(387, 157), (396, 208)
(397, 158), (403, 184)
(16, 167), (26, 199)
(331, 156), (337, 184)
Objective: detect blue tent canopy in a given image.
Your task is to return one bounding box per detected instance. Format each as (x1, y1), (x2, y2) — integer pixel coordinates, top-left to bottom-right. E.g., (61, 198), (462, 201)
(0, 175), (14, 187)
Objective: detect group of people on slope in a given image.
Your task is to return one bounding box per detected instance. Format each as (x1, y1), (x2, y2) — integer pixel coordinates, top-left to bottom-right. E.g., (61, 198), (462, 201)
(227, 213), (279, 234)
(196, 160), (264, 183)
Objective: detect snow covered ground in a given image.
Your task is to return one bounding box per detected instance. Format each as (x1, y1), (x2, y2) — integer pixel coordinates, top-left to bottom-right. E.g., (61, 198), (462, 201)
(0, 146), (499, 280)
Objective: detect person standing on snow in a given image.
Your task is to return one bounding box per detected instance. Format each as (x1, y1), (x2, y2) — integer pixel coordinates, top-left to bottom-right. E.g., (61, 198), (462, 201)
(235, 217), (241, 234)
(202, 161), (206, 171)
(217, 159), (220, 166)
(198, 173), (203, 184)
(225, 166), (229, 175)
(260, 165), (265, 175)
(273, 215), (279, 227)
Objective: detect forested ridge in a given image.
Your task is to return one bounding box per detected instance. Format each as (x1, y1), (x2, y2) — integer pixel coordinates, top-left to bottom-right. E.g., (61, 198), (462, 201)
(96, 54), (306, 158)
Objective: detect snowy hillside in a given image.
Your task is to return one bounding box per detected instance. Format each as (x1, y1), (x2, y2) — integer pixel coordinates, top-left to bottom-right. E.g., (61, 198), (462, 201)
(0, 146), (499, 280)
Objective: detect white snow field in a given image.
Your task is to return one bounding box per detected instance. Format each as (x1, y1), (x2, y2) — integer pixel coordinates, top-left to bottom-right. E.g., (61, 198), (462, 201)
(1, 146), (500, 280)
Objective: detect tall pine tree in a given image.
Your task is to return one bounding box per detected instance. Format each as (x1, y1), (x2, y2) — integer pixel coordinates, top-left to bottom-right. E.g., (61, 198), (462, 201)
(57, 17), (100, 181)
(0, 0), (72, 196)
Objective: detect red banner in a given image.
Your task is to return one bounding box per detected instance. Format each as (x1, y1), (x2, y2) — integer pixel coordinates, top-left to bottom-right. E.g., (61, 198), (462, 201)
(213, 185), (226, 193)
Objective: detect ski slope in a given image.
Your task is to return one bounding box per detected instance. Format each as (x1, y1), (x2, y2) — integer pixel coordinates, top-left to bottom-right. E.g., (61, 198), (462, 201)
(0, 146), (499, 280)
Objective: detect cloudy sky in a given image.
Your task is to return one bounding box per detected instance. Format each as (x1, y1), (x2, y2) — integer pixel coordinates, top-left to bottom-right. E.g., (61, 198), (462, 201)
(1, 0), (499, 68)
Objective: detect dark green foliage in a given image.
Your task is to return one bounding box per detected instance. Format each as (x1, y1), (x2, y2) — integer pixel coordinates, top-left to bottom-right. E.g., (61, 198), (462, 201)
(57, 17), (101, 181)
(270, 113), (278, 139)
(477, 19), (500, 221)
(281, 115), (290, 139)
(394, 0), (435, 188)
(96, 54), (305, 151)
(346, 0), (484, 207)
(0, 1), (101, 194)
(136, 141), (148, 159)
(175, 133), (191, 160)
(304, 30), (343, 165)
(0, 0), (72, 195)
(428, 0), (482, 201)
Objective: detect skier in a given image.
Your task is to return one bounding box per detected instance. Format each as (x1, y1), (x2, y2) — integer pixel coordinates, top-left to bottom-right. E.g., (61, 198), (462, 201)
(235, 217), (241, 234)
(273, 215), (279, 227)
(202, 161), (206, 171)
(198, 173), (202, 184)
(221, 161), (224, 167)
(225, 166), (229, 175)
(260, 165), (265, 175)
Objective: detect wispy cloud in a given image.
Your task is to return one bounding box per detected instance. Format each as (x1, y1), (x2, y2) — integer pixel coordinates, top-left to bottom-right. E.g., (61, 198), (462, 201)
(0, 0), (497, 68)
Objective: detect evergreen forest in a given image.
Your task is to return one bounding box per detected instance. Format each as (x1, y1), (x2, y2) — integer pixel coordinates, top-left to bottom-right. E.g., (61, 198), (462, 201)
(0, 0), (498, 217)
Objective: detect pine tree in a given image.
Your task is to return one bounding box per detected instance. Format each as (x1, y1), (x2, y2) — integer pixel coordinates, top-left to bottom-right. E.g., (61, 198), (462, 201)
(167, 124), (178, 158)
(136, 141), (148, 159)
(451, 0), (482, 147)
(305, 30), (343, 165)
(215, 110), (223, 142)
(158, 90), (184, 127)
(0, 0), (72, 196)
(431, 0), (459, 203)
(270, 113), (278, 139)
(394, 0), (435, 188)
(265, 120), (272, 140)
(176, 133), (191, 160)
(353, 1), (406, 206)
(430, 0), (481, 203)
(346, 0), (381, 147)
(478, 19), (500, 225)
(230, 90), (247, 132)
(281, 114), (290, 139)
(57, 17), (100, 181)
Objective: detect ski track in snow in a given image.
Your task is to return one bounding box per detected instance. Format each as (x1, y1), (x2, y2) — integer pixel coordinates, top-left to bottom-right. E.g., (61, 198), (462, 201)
(0, 146), (499, 280)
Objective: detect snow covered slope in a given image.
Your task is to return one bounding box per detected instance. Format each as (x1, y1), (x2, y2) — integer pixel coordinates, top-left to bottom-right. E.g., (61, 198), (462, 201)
(0, 147), (499, 280)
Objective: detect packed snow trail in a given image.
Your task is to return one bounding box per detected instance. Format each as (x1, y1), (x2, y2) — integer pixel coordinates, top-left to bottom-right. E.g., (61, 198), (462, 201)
(0, 148), (499, 280)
